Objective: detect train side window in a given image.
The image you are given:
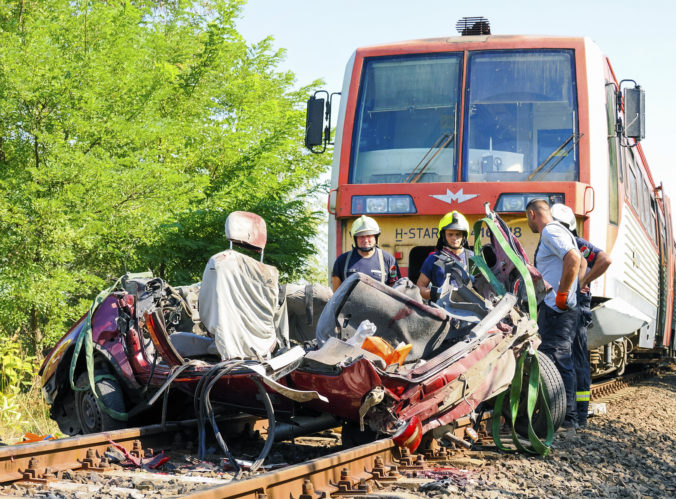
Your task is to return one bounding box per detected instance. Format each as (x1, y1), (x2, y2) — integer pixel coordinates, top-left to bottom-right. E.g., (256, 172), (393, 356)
(628, 161), (639, 212)
(605, 84), (619, 224)
(652, 202), (659, 245)
(641, 180), (654, 233)
(624, 156), (631, 199)
(658, 208), (667, 252)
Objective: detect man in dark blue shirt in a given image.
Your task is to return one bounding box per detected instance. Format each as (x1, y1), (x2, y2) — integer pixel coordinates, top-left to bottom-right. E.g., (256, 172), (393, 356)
(552, 203), (612, 428)
(332, 215), (400, 291)
(416, 211), (473, 302)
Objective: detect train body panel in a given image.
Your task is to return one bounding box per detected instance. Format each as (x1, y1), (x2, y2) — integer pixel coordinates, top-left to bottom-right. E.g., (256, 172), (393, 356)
(583, 39), (612, 255)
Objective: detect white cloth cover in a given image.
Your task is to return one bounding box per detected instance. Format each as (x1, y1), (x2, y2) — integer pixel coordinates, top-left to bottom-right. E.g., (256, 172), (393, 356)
(199, 250), (289, 360)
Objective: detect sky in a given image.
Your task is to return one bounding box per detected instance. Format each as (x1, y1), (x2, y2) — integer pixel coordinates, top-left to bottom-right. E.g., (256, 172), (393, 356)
(237, 0), (676, 201)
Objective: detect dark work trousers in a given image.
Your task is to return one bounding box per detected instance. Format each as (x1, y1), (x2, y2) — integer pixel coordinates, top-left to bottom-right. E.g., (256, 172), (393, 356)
(574, 290), (592, 425)
(537, 303), (579, 424)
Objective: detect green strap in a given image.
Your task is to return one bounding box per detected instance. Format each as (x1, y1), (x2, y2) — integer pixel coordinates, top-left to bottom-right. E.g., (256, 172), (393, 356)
(69, 272), (152, 421)
(472, 212), (552, 455)
(491, 349), (554, 456)
(469, 253), (506, 296)
(472, 217), (538, 321)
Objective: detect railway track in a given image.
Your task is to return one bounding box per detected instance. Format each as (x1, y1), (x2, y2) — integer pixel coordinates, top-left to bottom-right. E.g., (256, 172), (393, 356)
(0, 415), (491, 498)
(0, 369), (661, 498)
(590, 367), (660, 400)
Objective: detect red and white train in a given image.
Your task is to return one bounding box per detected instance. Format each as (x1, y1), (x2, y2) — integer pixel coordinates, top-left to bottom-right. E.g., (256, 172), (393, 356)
(306, 17), (675, 376)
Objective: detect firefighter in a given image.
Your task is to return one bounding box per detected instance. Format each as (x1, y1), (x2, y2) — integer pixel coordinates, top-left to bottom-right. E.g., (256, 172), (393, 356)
(416, 211), (474, 302)
(551, 203), (612, 428)
(331, 215), (400, 291)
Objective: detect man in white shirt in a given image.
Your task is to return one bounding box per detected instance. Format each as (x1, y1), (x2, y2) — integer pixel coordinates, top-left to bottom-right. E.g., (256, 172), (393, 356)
(526, 199), (581, 430)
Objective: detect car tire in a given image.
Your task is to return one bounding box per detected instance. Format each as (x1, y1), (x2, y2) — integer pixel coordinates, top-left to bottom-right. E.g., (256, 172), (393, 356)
(504, 353), (566, 438)
(75, 371), (127, 434)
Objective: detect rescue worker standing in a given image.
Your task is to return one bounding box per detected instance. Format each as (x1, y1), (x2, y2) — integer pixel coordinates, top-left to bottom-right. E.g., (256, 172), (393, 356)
(416, 211), (473, 302)
(331, 215), (400, 291)
(551, 203), (612, 427)
(526, 199), (581, 430)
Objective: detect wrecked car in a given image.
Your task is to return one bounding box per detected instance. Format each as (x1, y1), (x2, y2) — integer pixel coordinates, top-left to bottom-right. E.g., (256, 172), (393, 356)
(40, 209), (565, 468)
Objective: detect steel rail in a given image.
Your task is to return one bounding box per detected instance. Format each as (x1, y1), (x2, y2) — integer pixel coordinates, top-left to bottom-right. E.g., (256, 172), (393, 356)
(590, 368), (658, 400)
(184, 438), (397, 499)
(0, 421), (191, 483)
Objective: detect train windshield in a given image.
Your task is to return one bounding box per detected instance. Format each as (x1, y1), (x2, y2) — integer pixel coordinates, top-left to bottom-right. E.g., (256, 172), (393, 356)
(463, 50), (579, 182)
(349, 53), (462, 184)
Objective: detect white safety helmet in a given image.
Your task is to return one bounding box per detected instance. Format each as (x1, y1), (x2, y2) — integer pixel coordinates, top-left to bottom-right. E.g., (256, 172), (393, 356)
(551, 203), (577, 233)
(350, 215), (380, 252)
(350, 215), (381, 238)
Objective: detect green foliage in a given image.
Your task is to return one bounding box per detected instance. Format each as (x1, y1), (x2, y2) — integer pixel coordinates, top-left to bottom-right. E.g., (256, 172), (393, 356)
(0, 336), (43, 434)
(0, 335), (58, 439)
(0, 336), (37, 394)
(0, 0), (330, 350)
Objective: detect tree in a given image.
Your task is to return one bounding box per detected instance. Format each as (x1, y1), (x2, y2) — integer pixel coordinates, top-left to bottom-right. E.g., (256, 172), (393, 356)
(0, 0), (330, 351)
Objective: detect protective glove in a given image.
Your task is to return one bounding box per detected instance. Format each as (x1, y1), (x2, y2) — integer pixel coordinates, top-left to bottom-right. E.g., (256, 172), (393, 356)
(430, 286), (441, 302)
(555, 290), (569, 310)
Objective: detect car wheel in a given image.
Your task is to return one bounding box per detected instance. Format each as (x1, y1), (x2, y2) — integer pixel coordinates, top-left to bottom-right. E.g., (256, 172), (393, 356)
(75, 371), (127, 434)
(505, 353), (566, 438)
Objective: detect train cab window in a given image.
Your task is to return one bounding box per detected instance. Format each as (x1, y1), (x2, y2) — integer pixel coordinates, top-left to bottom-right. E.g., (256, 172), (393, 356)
(350, 53), (463, 184)
(605, 84), (619, 224)
(463, 50), (578, 182)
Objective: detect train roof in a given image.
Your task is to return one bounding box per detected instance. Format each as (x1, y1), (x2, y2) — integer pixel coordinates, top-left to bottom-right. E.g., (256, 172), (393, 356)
(354, 35), (600, 55)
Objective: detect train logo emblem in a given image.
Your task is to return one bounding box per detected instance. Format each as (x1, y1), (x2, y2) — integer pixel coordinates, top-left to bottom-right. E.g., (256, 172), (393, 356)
(430, 188), (478, 205)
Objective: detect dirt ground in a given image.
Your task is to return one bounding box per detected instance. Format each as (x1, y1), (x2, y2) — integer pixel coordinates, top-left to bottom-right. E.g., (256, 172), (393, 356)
(412, 367), (676, 498)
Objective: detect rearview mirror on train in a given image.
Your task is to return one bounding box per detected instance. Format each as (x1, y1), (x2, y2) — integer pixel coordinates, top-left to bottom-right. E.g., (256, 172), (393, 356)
(305, 94), (326, 149)
(305, 90), (341, 154)
(623, 85), (645, 141)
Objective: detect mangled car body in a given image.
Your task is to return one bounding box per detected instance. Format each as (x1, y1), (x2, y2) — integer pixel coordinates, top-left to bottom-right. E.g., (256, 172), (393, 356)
(40, 210), (564, 466)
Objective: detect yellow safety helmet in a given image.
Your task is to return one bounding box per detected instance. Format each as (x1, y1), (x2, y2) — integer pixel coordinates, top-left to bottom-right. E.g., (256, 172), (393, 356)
(438, 211), (469, 238)
(350, 215), (381, 238)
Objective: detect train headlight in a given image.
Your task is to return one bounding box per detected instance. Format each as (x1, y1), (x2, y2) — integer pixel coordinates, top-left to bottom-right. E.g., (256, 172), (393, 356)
(352, 195), (417, 215)
(495, 193), (565, 212)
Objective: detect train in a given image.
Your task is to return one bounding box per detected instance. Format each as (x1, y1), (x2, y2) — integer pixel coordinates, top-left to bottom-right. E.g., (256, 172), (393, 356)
(305, 17), (676, 376)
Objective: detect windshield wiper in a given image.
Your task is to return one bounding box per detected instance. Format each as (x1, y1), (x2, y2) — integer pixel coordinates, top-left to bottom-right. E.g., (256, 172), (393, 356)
(405, 132), (455, 183)
(528, 132), (583, 181)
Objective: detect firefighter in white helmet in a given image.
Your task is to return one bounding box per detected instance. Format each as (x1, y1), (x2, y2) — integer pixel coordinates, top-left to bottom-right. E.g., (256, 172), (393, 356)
(331, 215), (400, 291)
(416, 211), (473, 302)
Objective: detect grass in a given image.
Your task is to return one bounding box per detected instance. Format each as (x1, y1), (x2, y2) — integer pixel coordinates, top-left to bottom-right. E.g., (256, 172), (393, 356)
(0, 376), (63, 445)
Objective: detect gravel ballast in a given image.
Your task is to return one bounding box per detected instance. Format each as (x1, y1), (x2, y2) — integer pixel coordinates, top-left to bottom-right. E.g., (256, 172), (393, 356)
(414, 368), (676, 498)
